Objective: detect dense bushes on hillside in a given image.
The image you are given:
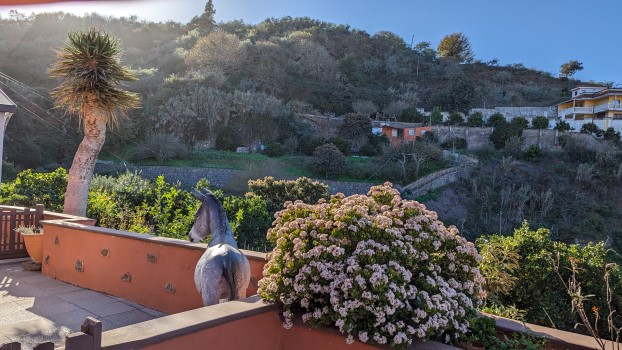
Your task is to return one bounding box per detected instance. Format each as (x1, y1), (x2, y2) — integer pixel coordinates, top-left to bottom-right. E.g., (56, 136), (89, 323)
(0, 8), (580, 170)
(430, 135), (622, 252)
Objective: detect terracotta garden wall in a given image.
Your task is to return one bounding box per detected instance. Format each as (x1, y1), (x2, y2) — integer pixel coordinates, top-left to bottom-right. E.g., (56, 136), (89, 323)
(100, 296), (457, 350)
(40, 220), (267, 314)
(33, 211), (607, 350)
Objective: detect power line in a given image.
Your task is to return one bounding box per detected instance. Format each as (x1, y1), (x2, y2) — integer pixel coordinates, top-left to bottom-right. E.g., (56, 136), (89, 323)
(10, 101), (130, 164)
(0, 79), (131, 164)
(0, 71), (168, 161)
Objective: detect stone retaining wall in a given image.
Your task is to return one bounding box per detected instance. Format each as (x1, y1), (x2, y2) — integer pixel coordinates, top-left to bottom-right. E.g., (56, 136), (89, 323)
(432, 126), (566, 150)
(401, 166), (463, 197)
(130, 165), (376, 196)
(432, 126), (495, 150)
(470, 106), (557, 120)
(132, 166), (238, 189)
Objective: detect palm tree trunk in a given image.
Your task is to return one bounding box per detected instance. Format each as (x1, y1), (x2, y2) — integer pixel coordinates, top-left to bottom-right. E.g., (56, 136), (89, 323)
(63, 105), (107, 216)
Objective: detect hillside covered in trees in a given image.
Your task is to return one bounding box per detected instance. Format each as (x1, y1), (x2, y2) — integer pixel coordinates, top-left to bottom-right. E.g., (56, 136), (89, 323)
(0, 4), (592, 170)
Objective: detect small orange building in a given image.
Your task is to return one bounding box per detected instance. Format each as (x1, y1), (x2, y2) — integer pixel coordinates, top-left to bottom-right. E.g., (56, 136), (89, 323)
(380, 122), (432, 147)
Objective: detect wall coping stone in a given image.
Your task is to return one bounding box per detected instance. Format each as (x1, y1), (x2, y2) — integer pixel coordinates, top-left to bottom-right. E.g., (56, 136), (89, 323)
(100, 295), (279, 349)
(489, 313), (608, 349)
(40, 220), (268, 261)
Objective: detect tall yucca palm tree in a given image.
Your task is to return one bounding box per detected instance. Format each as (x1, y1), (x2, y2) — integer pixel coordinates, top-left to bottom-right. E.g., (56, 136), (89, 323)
(49, 28), (140, 216)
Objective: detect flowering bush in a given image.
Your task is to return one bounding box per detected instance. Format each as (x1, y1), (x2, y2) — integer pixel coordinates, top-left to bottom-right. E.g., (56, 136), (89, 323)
(259, 183), (484, 348)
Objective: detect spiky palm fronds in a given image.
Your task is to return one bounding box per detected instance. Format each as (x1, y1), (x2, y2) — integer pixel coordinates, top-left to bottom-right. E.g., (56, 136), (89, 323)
(49, 28), (140, 127)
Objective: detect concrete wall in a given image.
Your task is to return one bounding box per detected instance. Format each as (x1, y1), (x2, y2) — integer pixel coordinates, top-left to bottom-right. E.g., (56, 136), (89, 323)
(432, 126), (495, 150)
(471, 106), (557, 122)
(41, 220), (267, 314)
(432, 126), (566, 150)
(566, 118), (622, 132)
(521, 129), (558, 149)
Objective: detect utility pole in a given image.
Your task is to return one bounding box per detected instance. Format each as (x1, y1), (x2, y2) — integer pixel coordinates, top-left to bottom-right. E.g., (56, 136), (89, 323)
(410, 34), (420, 78)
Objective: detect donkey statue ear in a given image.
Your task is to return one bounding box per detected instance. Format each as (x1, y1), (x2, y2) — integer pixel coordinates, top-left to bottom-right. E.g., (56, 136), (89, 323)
(200, 187), (222, 205)
(191, 188), (207, 201)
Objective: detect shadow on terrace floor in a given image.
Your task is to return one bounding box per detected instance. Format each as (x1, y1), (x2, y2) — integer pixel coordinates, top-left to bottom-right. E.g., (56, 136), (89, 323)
(0, 259), (166, 349)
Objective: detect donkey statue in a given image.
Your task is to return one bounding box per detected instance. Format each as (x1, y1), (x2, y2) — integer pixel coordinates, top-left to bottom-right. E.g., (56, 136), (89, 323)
(188, 188), (251, 306)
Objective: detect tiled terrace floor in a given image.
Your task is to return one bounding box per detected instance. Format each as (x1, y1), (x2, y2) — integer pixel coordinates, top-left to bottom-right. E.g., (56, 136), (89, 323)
(0, 259), (167, 349)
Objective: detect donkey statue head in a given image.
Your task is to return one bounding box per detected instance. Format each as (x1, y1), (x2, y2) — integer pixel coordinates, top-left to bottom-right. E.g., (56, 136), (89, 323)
(188, 187), (236, 247)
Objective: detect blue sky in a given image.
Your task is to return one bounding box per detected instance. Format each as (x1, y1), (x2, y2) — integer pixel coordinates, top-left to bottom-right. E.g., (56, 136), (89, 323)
(1, 0), (621, 84)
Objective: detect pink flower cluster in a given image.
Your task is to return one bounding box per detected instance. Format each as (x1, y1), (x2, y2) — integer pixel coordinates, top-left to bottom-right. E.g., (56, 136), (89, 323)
(259, 183), (484, 349)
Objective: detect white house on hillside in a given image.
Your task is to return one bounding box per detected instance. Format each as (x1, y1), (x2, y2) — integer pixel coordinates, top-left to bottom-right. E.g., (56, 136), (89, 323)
(557, 86), (622, 132)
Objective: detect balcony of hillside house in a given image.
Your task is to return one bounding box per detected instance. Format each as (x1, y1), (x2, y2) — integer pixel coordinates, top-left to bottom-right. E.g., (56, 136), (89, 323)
(0, 204), (612, 349)
(558, 106), (594, 118)
(559, 102), (622, 118)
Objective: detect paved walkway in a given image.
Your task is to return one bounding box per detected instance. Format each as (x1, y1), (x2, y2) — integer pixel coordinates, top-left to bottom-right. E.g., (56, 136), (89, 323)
(0, 259), (166, 349)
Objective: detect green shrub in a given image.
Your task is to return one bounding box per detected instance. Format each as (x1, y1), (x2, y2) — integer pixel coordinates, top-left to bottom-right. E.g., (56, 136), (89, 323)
(308, 143), (346, 178)
(87, 173), (199, 237)
(531, 116), (549, 130)
(524, 145), (542, 161)
(345, 161), (376, 180)
(510, 117), (529, 130)
(223, 194), (272, 250)
(330, 137), (351, 156)
(467, 112), (484, 127)
(87, 190), (152, 234)
(299, 136), (328, 156)
(399, 107), (425, 123)
(90, 171), (151, 207)
(504, 136), (523, 158)
(264, 141), (285, 157)
(446, 111), (465, 125)
(247, 176), (328, 214)
(142, 176), (198, 238)
(554, 120), (571, 132)
(486, 112), (506, 128)
(0, 168), (67, 212)
(1, 160), (18, 182)
(580, 122), (603, 137)
(215, 125), (242, 151)
(476, 222), (622, 334)
(430, 106), (443, 125)
(490, 120), (524, 149)
(604, 127), (621, 143)
(560, 137), (596, 163)
(359, 143), (380, 156)
(339, 113), (372, 141)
